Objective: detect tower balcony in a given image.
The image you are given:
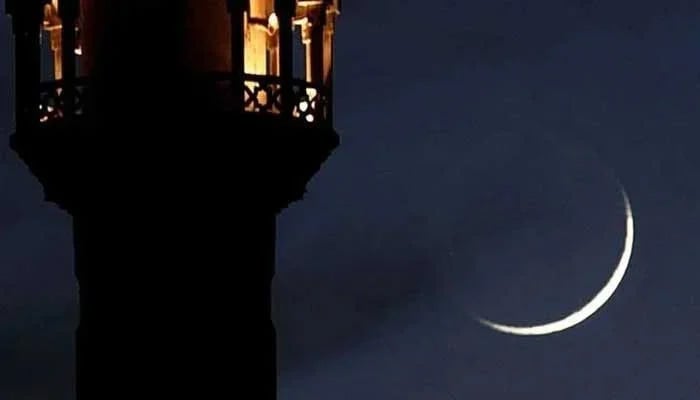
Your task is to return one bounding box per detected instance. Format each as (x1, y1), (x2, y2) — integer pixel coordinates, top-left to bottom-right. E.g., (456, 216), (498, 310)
(16, 70), (338, 214)
(9, 0), (341, 214)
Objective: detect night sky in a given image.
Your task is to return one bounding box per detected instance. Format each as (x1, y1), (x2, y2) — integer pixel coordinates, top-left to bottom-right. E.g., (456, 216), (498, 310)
(2, 1), (700, 399)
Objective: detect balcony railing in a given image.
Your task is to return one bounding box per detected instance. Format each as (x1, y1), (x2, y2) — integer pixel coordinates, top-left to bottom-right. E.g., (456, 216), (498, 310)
(243, 74), (329, 124)
(37, 73), (331, 127)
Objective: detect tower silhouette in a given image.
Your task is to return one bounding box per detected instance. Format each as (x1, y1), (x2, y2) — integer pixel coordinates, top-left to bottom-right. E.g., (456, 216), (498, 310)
(5, 1), (340, 398)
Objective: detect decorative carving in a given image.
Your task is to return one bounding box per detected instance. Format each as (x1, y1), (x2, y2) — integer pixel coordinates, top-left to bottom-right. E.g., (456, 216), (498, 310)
(242, 73), (329, 124)
(38, 78), (88, 123)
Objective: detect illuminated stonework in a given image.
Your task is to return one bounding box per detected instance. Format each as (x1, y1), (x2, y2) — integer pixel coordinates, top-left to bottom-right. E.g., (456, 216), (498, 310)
(35, 0), (340, 126)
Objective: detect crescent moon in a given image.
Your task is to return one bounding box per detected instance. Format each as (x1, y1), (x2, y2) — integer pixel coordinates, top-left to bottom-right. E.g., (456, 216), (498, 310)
(475, 188), (634, 336)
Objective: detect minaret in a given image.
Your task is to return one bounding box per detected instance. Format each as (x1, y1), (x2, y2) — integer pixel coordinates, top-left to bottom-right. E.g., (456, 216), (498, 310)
(4, 1), (340, 398)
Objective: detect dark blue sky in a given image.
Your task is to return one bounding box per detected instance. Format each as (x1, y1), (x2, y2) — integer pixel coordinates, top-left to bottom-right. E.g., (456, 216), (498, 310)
(2, 1), (700, 399)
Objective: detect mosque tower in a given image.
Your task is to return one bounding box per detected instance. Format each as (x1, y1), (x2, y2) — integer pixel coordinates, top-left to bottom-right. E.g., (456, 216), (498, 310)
(5, 1), (340, 398)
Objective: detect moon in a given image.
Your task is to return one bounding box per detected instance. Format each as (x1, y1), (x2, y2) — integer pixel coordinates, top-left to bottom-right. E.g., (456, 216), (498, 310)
(475, 187), (634, 336)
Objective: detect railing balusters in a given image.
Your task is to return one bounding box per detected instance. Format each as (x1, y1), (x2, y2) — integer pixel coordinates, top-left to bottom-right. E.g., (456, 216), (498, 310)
(36, 74), (329, 126)
(238, 73), (328, 125)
